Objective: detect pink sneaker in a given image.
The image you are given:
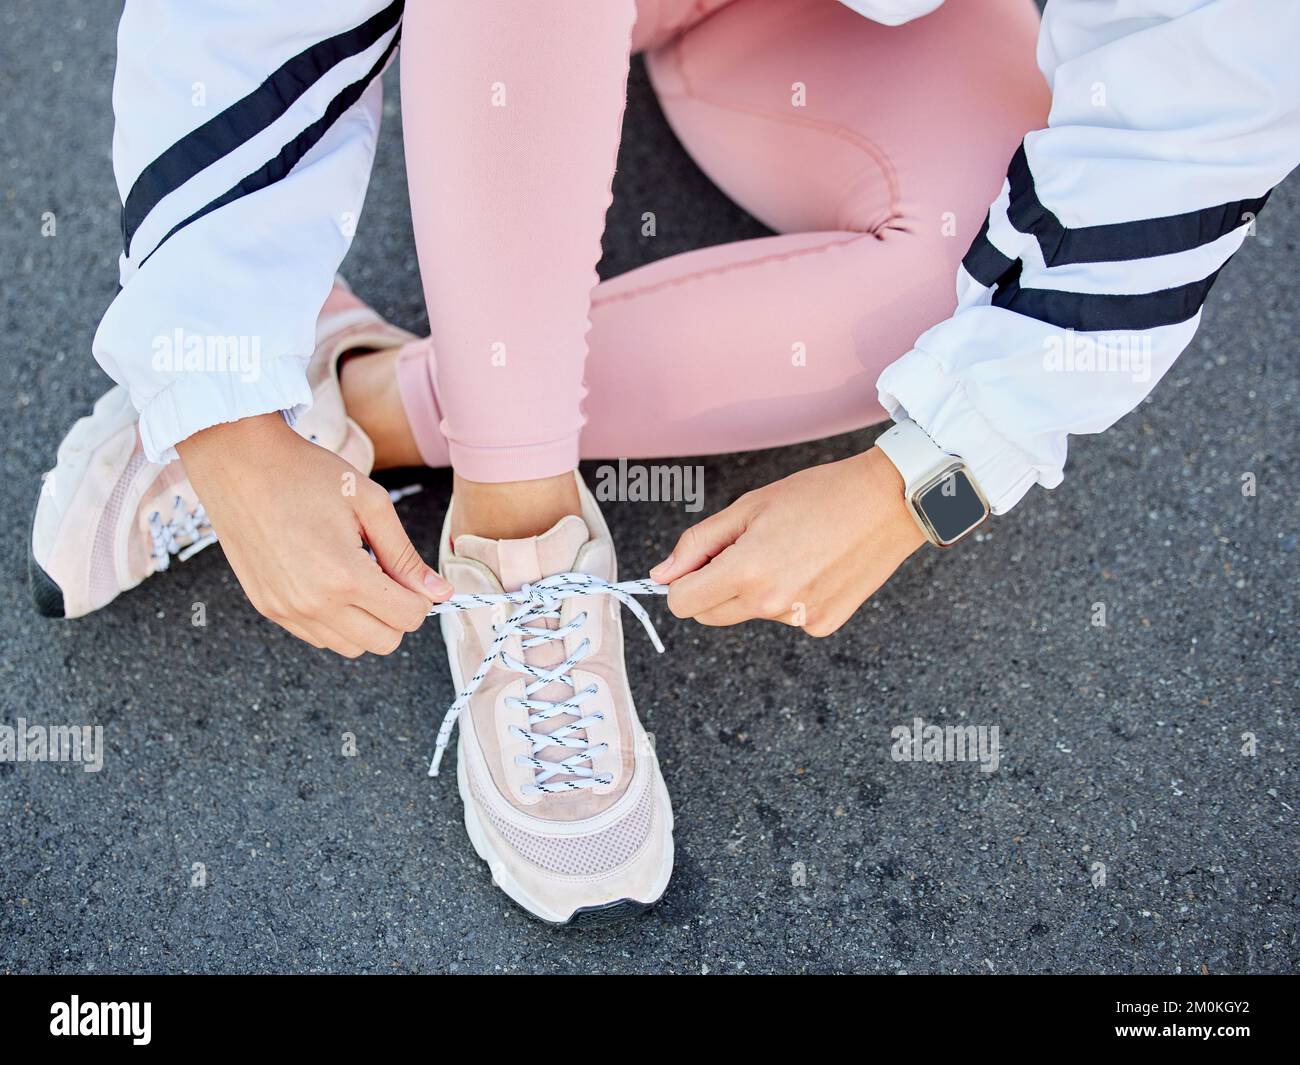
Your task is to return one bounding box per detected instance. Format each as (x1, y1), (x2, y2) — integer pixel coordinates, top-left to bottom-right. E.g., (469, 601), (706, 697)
(430, 475), (675, 925)
(29, 278), (414, 618)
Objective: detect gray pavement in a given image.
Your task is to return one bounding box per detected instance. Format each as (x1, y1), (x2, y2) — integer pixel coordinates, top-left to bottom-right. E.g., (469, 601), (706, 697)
(0, 1), (1296, 974)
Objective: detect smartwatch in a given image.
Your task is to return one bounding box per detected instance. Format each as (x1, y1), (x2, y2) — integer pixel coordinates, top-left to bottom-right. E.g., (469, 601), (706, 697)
(876, 419), (990, 548)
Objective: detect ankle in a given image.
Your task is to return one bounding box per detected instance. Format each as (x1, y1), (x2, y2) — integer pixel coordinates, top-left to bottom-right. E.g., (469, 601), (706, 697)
(338, 346), (424, 469)
(452, 472), (582, 542)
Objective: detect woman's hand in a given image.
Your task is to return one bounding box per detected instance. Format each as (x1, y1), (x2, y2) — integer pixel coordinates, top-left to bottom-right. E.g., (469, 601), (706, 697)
(177, 413), (452, 657)
(650, 448), (926, 637)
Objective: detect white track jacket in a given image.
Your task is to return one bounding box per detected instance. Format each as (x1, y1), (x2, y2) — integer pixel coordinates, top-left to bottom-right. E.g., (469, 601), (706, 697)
(96, 0), (1299, 516)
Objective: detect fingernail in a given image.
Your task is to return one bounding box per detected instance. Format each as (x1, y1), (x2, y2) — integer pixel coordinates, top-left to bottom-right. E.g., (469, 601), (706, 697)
(650, 554), (674, 580)
(424, 570), (453, 597)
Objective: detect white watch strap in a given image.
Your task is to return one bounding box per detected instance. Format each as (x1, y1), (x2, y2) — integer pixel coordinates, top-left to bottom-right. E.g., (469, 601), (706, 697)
(876, 418), (948, 492)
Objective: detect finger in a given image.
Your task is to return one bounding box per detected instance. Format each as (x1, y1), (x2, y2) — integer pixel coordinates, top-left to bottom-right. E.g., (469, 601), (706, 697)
(333, 605), (405, 657)
(801, 594), (862, 639)
(353, 556), (433, 633)
(355, 484), (452, 602)
(301, 619), (366, 658)
(256, 603), (341, 652)
(650, 498), (754, 583)
(667, 543), (752, 619)
(755, 596), (807, 627)
(274, 617), (328, 650)
(692, 597), (757, 628)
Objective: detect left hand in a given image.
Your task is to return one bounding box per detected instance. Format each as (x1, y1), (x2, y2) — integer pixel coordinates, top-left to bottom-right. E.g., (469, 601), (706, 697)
(650, 447), (927, 637)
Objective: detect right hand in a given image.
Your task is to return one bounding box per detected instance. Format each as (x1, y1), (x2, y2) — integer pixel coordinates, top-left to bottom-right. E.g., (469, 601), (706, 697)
(177, 413), (452, 657)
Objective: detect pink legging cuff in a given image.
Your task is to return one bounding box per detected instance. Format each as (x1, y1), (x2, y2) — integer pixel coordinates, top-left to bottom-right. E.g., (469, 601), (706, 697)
(397, 338), (581, 481)
(446, 434), (582, 485)
(394, 340), (449, 469)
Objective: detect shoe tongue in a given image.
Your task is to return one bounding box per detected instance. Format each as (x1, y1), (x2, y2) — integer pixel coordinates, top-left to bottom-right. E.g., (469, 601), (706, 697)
(455, 514), (591, 592)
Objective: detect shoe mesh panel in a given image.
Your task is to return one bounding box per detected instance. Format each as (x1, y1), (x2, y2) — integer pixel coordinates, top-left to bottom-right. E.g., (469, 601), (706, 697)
(470, 770), (656, 877)
(89, 449), (148, 605)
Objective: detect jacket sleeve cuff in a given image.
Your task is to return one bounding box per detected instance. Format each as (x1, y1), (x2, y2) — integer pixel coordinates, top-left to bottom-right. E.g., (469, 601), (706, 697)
(136, 357), (313, 464)
(876, 347), (1053, 515)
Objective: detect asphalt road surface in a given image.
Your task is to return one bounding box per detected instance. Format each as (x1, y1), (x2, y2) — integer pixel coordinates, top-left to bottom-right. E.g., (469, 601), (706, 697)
(1, 1), (1296, 973)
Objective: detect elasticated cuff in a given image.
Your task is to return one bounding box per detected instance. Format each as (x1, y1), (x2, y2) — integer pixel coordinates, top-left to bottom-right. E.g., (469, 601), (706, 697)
(136, 356), (314, 463)
(877, 347), (1050, 515)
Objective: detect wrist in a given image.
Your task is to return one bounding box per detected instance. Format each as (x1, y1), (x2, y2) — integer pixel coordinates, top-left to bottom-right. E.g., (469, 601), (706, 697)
(176, 412), (297, 478)
(873, 420), (991, 548)
(861, 447), (927, 552)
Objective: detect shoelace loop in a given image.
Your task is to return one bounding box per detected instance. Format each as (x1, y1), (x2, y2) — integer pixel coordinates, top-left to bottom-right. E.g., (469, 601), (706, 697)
(148, 496), (216, 569)
(426, 573), (668, 789)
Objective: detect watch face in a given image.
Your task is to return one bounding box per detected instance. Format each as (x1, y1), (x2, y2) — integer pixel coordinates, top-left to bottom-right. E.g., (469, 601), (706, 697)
(915, 467), (988, 546)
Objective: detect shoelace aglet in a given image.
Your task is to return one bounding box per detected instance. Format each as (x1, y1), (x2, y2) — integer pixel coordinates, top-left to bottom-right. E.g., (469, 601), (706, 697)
(389, 484), (423, 503)
(176, 533), (217, 562)
(428, 741), (448, 778)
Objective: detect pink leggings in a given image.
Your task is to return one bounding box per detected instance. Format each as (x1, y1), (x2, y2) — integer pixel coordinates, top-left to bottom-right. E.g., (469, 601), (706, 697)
(398, 0), (1048, 483)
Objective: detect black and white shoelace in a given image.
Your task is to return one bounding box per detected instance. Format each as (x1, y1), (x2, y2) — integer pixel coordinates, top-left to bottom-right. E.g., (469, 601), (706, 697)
(148, 496), (216, 569)
(426, 573), (668, 793)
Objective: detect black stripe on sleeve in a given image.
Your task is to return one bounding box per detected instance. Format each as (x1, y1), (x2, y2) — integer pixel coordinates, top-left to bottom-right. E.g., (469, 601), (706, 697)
(992, 267), (1223, 332)
(137, 28), (400, 270)
(961, 214), (1018, 288)
(121, 0), (404, 256)
(1004, 143), (1270, 266)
